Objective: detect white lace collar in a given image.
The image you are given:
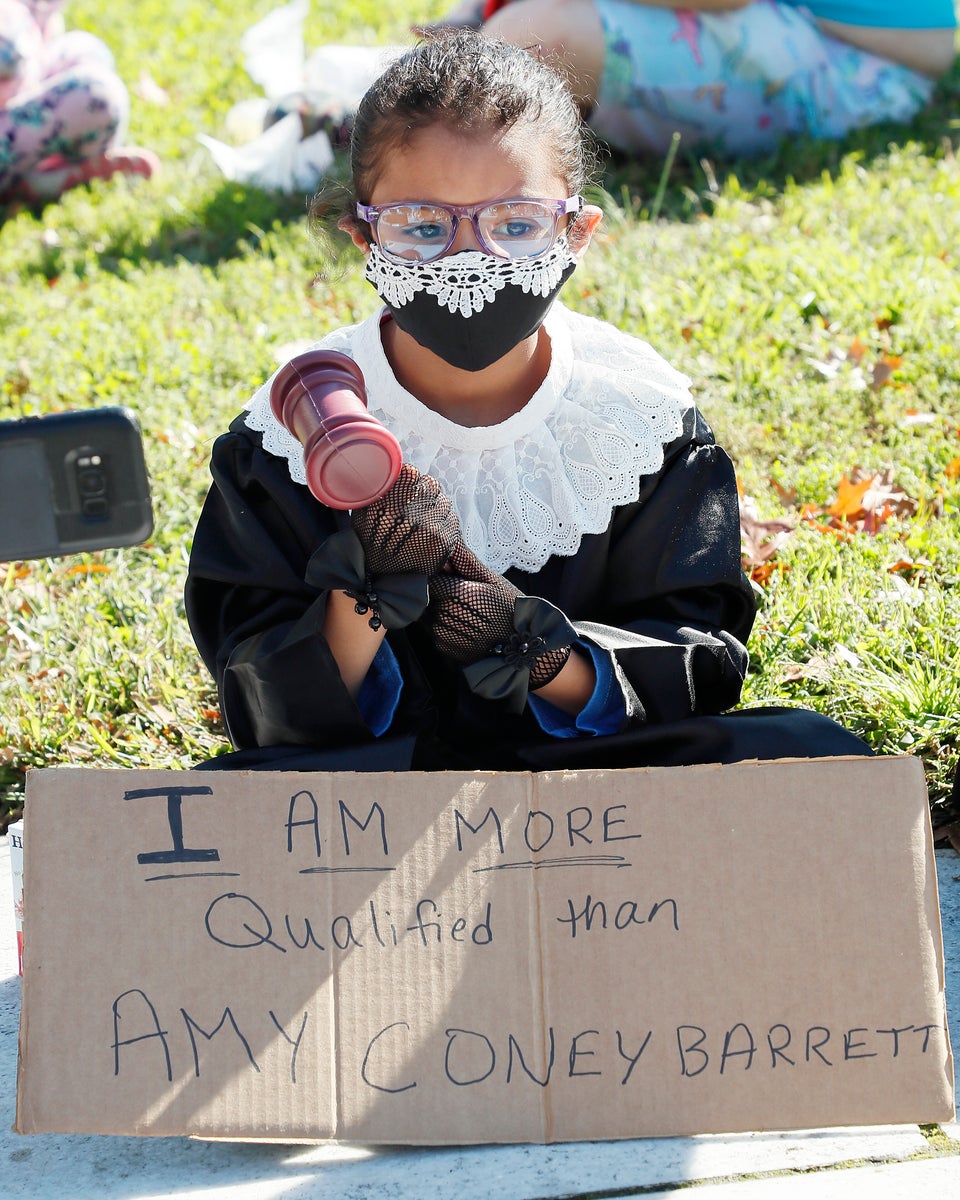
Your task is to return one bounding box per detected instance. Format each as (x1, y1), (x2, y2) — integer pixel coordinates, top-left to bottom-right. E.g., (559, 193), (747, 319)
(242, 303), (694, 574)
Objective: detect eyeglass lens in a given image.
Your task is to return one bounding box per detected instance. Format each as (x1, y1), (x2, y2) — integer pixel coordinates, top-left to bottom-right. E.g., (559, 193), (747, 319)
(375, 201), (562, 262)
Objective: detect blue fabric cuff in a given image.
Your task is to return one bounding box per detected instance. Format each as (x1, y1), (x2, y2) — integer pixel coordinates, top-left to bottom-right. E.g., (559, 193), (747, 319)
(528, 640), (625, 738)
(356, 640), (403, 736)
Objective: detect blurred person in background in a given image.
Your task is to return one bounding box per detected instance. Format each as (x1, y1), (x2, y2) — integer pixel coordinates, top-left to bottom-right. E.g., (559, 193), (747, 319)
(418, 0), (957, 157)
(0, 0), (157, 205)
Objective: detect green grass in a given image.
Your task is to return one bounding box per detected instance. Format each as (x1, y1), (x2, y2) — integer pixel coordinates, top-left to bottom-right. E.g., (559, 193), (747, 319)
(2, 2), (959, 830)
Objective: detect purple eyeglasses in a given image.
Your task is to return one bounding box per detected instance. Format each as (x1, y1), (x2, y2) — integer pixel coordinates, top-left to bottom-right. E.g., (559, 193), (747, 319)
(355, 195), (583, 263)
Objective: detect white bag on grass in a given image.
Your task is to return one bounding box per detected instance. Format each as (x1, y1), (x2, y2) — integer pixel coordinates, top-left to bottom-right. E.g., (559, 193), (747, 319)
(197, 0), (402, 193)
(197, 113), (333, 193)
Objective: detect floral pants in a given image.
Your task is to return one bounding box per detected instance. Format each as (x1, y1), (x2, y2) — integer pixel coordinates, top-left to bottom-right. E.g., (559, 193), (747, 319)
(592, 0), (936, 157)
(1, 9), (129, 200)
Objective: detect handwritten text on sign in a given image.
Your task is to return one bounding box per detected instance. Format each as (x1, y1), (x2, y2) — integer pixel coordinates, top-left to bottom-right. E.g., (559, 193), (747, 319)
(111, 782), (941, 1096)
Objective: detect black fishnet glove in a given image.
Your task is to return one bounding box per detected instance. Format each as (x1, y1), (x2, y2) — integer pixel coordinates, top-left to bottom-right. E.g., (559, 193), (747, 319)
(306, 465), (459, 631)
(428, 540), (574, 710)
(351, 463), (460, 578)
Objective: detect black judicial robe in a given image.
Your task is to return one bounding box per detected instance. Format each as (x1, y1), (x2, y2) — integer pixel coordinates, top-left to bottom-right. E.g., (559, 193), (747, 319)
(185, 406), (871, 771)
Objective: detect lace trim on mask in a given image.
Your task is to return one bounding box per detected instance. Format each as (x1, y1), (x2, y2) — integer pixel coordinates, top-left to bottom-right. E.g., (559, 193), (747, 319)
(242, 305), (695, 574)
(365, 236), (576, 317)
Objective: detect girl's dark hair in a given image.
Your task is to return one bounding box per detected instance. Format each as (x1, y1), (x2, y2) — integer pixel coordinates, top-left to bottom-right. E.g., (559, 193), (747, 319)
(350, 31), (597, 202)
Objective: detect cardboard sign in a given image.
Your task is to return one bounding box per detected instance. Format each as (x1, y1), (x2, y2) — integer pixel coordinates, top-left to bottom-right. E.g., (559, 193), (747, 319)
(15, 757), (954, 1142)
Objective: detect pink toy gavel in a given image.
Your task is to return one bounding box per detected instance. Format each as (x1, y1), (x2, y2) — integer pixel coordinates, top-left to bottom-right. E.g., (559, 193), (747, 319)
(270, 349), (402, 510)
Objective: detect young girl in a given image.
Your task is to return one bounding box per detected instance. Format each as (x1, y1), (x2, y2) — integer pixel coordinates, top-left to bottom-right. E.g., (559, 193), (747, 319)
(185, 31), (870, 772)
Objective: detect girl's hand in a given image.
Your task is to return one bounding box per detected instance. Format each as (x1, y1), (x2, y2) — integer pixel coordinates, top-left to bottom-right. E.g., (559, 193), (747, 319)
(351, 463), (460, 579)
(428, 547), (572, 698)
(428, 570), (522, 666)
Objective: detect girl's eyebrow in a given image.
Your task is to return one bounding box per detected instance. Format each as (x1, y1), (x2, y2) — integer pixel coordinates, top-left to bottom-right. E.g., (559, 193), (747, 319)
(368, 189), (568, 207)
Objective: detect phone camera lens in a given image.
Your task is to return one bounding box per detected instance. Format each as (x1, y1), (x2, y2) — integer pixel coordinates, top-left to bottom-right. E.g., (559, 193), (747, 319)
(78, 469), (105, 496)
(74, 451), (109, 520)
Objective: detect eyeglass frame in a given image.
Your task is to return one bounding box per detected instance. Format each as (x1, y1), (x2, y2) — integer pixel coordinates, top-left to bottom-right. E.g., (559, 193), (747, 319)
(355, 195), (584, 262)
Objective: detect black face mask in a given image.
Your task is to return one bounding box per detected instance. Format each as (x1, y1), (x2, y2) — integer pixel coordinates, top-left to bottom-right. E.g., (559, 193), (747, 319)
(364, 239), (578, 372)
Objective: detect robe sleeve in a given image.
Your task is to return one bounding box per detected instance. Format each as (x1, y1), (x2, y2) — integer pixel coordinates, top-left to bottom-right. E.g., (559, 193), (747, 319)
(509, 408), (757, 728)
(184, 422), (386, 750)
(528, 640), (626, 736)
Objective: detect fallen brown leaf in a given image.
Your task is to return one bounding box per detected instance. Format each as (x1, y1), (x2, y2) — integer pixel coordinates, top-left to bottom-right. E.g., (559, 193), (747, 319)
(739, 494), (796, 572)
(870, 353), (903, 391)
(828, 475), (873, 521)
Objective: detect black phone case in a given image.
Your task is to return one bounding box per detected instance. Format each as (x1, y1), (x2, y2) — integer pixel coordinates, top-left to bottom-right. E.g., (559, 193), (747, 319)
(0, 407), (154, 560)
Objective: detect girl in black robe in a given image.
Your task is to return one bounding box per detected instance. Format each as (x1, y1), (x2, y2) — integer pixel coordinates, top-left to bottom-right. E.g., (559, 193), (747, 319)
(185, 32), (870, 773)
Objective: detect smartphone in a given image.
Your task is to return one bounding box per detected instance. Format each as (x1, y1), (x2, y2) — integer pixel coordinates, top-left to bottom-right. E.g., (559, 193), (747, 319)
(0, 407), (154, 561)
